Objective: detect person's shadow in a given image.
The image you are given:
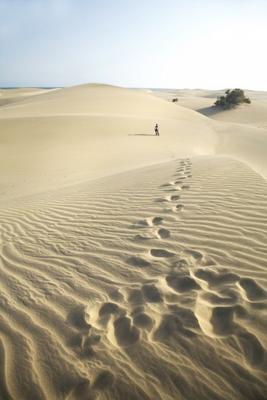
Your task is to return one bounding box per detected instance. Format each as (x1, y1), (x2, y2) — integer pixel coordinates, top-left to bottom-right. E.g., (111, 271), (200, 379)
(128, 134), (155, 136)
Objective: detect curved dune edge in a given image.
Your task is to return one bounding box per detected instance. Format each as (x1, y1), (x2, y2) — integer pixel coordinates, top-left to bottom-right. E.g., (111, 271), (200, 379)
(0, 156), (266, 400)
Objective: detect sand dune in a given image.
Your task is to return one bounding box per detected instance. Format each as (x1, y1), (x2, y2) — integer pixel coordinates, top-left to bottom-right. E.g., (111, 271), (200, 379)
(153, 88), (267, 127)
(0, 84), (216, 201)
(182, 98), (267, 128)
(0, 87), (56, 107)
(1, 84), (267, 201)
(0, 157), (266, 399)
(153, 88), (267, 178)
(0, 84), (267, 399)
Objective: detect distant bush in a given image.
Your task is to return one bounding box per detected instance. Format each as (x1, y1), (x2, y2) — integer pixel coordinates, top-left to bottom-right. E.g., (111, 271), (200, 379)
(214, 89), (251, 110)
(172, 98), (178, 102)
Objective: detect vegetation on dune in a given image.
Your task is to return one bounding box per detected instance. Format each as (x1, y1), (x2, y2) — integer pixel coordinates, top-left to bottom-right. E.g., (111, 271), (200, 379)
(214, 88), (251, 110)
(172, 98), (178, 102)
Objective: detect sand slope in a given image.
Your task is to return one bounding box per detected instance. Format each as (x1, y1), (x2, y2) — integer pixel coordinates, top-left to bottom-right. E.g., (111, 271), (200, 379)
(0, 156), (266, 399)
(153, 88), (267, 127)
(1, 84), (267, 202)
(0, 84), (216, 201)
(0, 88), (56, 107)
(0, 84), (267, 399)
(152, 88), (267, 178)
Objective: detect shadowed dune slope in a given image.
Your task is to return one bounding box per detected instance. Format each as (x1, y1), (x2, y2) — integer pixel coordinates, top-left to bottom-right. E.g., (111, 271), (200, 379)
(183, 99), (267, 128)
(151, 88), (267, 178)
(153, 88), (267, 127)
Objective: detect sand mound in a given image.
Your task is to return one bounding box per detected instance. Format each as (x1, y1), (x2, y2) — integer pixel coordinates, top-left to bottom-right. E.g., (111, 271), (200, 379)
(0, 84), (267, 399)
(1, 83), (267, 203)
(0, 87), (56, 107)
(0, 84), (216, 201)
(152, 88), (267, 178)
(0, 156), (266, 399)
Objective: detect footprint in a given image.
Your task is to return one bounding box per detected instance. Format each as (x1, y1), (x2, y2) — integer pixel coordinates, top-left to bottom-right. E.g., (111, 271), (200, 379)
(194, 268), (239, 287)
(199, 289), (239, 306)
(153, 314), (196, 341)
(135, 216), (163, 227)
(239, 278), (266, 302)
(210, 306), (236, 336)
(67, 305), (91, 331)
(67, 379), (92, 400)
(157, 228), (171, 239)
(68, 328), (101, 359)
(127, 256), (151, 268)
(172, 259), (189, 270)
(233, 304), (248, 319)
(160, 183), (172, 188)
(98, 302), (122, 318)
(131, 307), (154, 330)
(168, 304), (200, 330)
(235, 328), (265, 368)
(134, 233), (154, 240)
(92, 370), (115, 391)
(183, 249), (204, 264)
(152, 217), (164, 225)
(113, 316), (140, 347)
(155, 197), (169, 203)
(135, 219), (150, 227)
(68, 333), (84, 349)
(173, 186), (182, 192)
(166, 274), (200, 292)
(142, 284), (162, 303)
(81, 335), (101, 358)
(165, 188), (180, 193)
(84, 334), (101, 347)
(170, 195), (180, 201)
(195, 294), (253, 338)
(150, 248), (175, 258)
(109, 289), (124, 302)
(175, 204), (184, 211)
(133, 313), (154, 330)
(127, 289), (144, 305)
(161, 181), (176, 188)
(181, 184), (190, 190)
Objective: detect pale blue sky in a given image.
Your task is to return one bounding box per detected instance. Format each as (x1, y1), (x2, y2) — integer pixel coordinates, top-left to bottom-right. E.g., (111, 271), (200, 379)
(1, 0), (267, 89)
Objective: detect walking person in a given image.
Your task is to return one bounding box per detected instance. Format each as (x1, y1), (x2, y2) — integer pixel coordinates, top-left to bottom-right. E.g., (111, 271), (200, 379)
(154, 123), (159, 136)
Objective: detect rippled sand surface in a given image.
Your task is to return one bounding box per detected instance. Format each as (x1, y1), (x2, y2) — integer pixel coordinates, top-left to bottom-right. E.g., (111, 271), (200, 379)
(0, 84), (267, 399)
(0, 157), (266, 400)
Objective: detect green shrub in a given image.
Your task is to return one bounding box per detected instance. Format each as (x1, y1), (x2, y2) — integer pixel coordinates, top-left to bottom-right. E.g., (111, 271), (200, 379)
(214, 89), (251, 109)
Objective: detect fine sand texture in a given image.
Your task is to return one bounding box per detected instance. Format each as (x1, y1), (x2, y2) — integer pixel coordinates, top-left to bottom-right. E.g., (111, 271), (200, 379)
(0, 84), (267, 399)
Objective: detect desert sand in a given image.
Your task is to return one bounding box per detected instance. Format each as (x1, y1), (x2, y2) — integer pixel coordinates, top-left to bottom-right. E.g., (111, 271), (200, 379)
(0, 84), (266, 400)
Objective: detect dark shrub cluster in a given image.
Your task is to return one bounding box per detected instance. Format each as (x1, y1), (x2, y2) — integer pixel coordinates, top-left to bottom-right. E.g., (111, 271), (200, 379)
(214, 89), (251, 110)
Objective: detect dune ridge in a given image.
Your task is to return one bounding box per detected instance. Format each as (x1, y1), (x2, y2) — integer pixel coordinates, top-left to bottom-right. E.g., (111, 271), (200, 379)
(1, 83), (267, 203)
(0, 156), (266, 399)
(0, 84), (217, 201)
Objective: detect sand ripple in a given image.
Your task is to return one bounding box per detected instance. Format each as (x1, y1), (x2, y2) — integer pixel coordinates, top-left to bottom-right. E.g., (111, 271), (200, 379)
(0, 157), (266, 399)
